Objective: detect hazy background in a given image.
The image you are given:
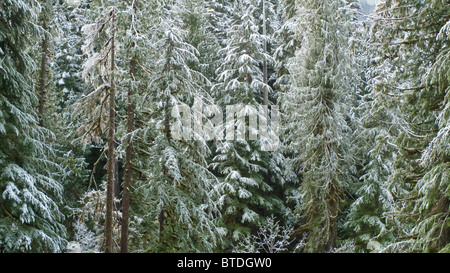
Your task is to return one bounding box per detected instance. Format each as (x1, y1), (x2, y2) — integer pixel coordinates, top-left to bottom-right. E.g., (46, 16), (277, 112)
(359, 0), (381, 14)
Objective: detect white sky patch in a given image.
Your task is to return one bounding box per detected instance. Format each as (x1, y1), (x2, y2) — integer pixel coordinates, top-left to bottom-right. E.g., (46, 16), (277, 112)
(365, 0), (380, 5)
(66, 0), (80, 6)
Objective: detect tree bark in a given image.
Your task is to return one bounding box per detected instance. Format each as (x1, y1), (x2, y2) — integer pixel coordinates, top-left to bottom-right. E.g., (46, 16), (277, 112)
(120, 56), (136, 253)
(326, 182), (339, 251)
(159, 94), (171, 243)
(38, 23), (48, 127)
(262, 0), (269, 106)
(105, 9), (116, 253)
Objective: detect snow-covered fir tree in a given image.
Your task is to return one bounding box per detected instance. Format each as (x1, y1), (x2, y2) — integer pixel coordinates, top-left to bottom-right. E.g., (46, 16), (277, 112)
(137, 0), (225, 252)
(50, 0), (92, 213)
(210, 0), (292, 250)
(281, 0), (360, 252)
(0, 0), (67, 252)
(34, 1), (93, 246)
(113, 0), (159, 253)
(332, 1), (395, 251)
(74, 0), (121, 253)
(362, 0), (450, 253)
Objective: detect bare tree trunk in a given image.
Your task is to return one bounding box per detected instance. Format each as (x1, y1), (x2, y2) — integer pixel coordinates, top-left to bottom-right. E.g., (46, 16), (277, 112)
(159, 208), (166, 243)
(38, 23), (48, 127)
(262, 0), (269, 106)
(114, 148), (120, 206)
(159, 94), (171, 243)
(120, 56), (136, 253)
(326, 182), (339, 251)
(105, 9), (116, 254)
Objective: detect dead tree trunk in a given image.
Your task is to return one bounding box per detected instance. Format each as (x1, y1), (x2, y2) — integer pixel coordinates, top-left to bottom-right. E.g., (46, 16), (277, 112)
(105, 9), (116, 254)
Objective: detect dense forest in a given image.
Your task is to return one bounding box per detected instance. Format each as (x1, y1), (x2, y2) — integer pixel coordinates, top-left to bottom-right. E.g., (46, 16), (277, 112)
(0, 0), (449, 253)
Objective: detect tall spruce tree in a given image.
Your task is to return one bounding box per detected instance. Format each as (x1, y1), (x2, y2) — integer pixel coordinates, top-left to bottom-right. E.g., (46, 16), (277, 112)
(52, 0), (92, 214)
(137, 0), (225, 252)
(342, 2), (404, 251)
(0, 0), (67, 252)
(211, 0), (289, 250)
(281, 0), (360, 252)
(36, 0), (93, 247)
(114, 0), (157, 253)
(363, 0), (450, 253)
(76, 0), (119, 252)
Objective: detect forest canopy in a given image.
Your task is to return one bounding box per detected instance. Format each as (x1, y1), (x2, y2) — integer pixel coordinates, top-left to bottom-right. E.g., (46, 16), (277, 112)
(0, 0), (449, 253)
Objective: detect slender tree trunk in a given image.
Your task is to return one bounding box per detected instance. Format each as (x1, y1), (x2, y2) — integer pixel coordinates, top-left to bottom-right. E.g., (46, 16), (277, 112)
(38, 23), (48, 127)
(114, 146), (120, 209)
(326, 182), (339, 251)
(262, 0), (269, 106)
(158, 93), (172, 243)
(120, 57), (136, 253)
(159, 208), (166, 243)
(105, 9), (116, 254)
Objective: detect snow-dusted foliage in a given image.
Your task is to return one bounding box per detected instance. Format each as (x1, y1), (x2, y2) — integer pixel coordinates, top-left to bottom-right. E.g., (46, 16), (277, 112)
(342, 7), (399, 251)
(0, 0), (67, 252)
(347, 0), (450, 253)
(233, 215), (293, 253)
(69, 187), (144, 253)
(53, 1), (89, 111)
(210, 0), (293, 249)
(135, 1), (226, 252)
(274, 0), (301, 97)
(69, 185), (120, 252)
(1, 0), (448, 254)
(280, 0), (360, 252)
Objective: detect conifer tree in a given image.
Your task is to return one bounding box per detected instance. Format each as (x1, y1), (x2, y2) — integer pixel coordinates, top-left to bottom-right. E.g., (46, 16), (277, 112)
(76, 0), (119, 252)
(362, 0), (450, 253)
(338, 3), (398, 251)
(54, 0), (90, 111)
(211, 0), (289, 250)
(137, 0), (225, 252)
(114, 0), (157, 253)
(281, 0), (360, 252)
(33, 3), (96, 250)
(274, 0), (300, 102)
(0, 0), (66, 252)
(36, 1), (94, 246)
